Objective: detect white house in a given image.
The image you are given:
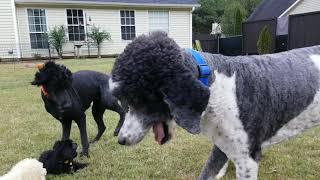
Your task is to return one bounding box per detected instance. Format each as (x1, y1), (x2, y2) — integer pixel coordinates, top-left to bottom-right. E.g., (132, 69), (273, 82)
(0, 0), (199, 59)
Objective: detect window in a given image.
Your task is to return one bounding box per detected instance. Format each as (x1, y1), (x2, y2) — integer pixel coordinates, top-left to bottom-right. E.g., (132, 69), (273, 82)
(149, 11), (169, 33)
(120, 10), (136, 40)
(67, 9), (85, 41)
(27, 9), (48, 49)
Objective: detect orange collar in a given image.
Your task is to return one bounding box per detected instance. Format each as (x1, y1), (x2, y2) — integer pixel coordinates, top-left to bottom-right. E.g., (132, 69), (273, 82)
(40, 85), (49, 97)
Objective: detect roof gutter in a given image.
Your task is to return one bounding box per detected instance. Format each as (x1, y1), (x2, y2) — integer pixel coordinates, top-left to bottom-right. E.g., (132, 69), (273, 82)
(15, 0), (200, 8)
(279, 0), (302, 17)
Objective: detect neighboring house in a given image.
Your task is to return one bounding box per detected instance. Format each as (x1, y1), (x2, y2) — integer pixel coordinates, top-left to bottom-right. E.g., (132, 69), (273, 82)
(0, 0), (199, 59)
(243, 0), (320, 54)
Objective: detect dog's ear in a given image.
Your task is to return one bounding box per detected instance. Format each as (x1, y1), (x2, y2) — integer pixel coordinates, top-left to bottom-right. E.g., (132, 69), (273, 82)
(52, 141), (62, 150)
(162, 73), (210, 134)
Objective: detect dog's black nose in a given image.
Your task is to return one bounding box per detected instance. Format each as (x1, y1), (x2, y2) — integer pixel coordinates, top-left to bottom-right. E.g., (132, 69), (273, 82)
(118, 138), (126, 145)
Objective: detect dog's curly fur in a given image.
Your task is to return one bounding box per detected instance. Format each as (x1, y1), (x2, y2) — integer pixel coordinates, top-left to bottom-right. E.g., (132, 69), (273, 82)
(112, 31), (209, 133)
(39, 140), (87, 175)
(111, 31), (320, 179)
(32, 61), (72, 93)
(0, 158), (46, 180)
(32, 61), (126, 156)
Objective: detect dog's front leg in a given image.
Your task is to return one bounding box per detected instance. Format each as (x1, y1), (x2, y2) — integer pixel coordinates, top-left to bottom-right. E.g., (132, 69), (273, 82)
(233, 156), (258, 180)
(113, 107), (126, 136)
(76, 114), (89, 157)
(62, 120), (72, 140)
(198, 145), (229, 180)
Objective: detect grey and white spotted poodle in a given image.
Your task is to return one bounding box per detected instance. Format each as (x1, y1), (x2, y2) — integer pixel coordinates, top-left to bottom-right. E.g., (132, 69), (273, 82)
(110, 31), (320, 179)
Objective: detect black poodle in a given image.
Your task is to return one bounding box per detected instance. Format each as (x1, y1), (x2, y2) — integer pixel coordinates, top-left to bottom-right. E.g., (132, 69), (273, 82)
(39, 140), (87, 174)
(32, 61), (126, 157)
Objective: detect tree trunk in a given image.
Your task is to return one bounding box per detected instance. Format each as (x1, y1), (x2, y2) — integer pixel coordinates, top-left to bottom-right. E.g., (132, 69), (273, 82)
(58, 49), (63, 59)
(98, 45), (101, 59)
(56, 47), (63, 59)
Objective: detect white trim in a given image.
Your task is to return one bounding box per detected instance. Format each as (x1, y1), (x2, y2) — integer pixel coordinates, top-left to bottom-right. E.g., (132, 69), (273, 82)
(119, 9), (136, 41)
(65, 9), (86, 42)
(15, 0), (200, 8)
(11, 0), (21, 58)
(63, 8), (69, 42)
(26, 8), (49, 50)
(279, 0), (303, 17)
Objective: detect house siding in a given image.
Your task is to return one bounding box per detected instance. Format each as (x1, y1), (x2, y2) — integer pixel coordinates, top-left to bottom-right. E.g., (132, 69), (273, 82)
(169, 10), (191, 48)
(0, 0), (18, 58)
(15, 5), (192, 58)
(286, 0), (320, 15)
(86, 8), (149, 55)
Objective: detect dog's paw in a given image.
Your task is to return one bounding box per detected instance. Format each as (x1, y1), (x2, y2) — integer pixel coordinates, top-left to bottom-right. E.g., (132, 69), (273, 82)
(89, 139), (98, 144)
(80, 151), (89, 158)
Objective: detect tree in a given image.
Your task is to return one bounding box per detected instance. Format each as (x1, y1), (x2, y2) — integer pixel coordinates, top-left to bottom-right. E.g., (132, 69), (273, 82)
(48, 25), (67, 59)
(221, 1), (247, 36)
(193, 0), (262, 35)
(193, 0), (227, 34)
(239, 0), (262, 15)
(234, 8), (243, 35)
(88, 26), (111, 58)
(257, 26), (272, 55)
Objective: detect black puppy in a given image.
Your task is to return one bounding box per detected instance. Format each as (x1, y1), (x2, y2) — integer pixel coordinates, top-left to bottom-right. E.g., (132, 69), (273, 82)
(39, 140), (87, 174)
(32, 61), (126, 156)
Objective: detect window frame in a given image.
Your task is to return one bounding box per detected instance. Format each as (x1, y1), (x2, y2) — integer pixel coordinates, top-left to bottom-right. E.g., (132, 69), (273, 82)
(148, 10), (169, 33)
(66, 9), (86, 42)
(120, 10), (136, 41)
(27, 8), (49, 49)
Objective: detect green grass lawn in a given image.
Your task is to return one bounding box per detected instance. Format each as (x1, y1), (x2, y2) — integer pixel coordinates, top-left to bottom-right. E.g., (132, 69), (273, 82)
(0, 59), (319, 180)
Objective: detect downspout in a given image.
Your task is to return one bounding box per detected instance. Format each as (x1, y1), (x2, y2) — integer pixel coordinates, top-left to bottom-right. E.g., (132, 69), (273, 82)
(11, 0), (21, 59)
(190, 7), (195, 48)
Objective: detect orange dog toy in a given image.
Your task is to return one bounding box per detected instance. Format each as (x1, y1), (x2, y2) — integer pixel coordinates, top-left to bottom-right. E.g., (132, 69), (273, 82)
(36, 63), (44, 70)
(40, 85), (49, 97)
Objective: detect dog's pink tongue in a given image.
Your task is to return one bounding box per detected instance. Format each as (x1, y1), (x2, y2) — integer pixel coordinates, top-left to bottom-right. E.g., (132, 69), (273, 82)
(152, 122), (165, 145)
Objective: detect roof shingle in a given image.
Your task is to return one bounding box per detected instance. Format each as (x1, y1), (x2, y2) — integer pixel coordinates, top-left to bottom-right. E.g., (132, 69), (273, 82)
(247, 0), (298, 22)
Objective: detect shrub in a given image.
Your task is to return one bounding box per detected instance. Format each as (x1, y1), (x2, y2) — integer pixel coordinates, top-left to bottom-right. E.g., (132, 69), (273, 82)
(48, 25), (67, 59)
(257, 26), (272, 55)
(88, 26), (111, 58)
(193, 40), (203, 51)
(234, 8), (243, 35)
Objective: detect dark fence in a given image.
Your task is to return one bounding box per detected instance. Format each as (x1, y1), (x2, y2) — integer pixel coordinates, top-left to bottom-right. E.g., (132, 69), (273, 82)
(193, 34), (242, 56)
(288, 11), (320, 49)
(193, 34), (218, 54)
(242, 19), (277, 55)
(219, 36), (242, 56)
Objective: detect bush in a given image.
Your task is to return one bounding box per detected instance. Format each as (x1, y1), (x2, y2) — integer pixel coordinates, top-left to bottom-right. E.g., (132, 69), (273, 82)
(234, 8), (243, 35)
(257, 26), (272, 55)
(88, 26), (111, 58)
(193, 40), (203, 51)
(48, 25), (67, 59)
